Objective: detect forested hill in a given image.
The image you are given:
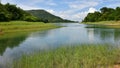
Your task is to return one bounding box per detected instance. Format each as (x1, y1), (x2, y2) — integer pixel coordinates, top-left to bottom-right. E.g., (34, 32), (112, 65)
(0, 3), (49, 22)
(0, 3), (73, 23)
(83, 7), (120, 22)
(27, 10), (74, 22)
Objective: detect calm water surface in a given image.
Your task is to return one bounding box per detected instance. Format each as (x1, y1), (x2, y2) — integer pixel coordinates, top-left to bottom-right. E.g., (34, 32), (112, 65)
(0, 23), (120, 68)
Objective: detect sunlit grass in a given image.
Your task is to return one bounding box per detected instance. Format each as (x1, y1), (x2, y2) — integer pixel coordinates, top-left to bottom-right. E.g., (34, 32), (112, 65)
(83, 21), (120, 25)
(0, 21), (59, 33)
(83, 21), (120, 28)
(13, 44), (120, 68)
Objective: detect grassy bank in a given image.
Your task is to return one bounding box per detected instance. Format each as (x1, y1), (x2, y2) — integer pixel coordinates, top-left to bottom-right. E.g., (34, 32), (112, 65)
(83, 21), (120, 25)
(13, 44), (120, 68)
(0, 21), (59, 33)
(82, 21), (120, 28)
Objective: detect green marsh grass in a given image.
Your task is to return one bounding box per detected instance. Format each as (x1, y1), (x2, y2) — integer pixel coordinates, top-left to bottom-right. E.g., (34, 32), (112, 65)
(82, 21), (120, 25)
(0, 21), (59, 33)
(83, 21), (120, 29)
(13, 44), (120, 68)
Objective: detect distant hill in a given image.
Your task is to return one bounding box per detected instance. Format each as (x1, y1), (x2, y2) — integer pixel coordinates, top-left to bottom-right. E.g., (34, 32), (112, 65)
(0, 3), (45, 22)
(27, 10), (74, 22)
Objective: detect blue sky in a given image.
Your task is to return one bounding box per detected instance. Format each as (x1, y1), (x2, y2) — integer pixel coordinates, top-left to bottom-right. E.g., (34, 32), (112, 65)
(2, 0), (120, 21)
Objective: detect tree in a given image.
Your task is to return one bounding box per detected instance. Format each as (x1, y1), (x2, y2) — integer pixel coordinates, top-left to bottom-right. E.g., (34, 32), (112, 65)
(83, 7), (120, 22)
(0, 3), (11, 21)
(100, 7), (114, 13)
(83, 12), (101, 22)
(5, 3), (23, 20)
(115, 7), (120, 20)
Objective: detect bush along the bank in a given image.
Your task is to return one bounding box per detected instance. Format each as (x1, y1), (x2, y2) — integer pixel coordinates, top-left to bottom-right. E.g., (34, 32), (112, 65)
(83, 7), (120, 22)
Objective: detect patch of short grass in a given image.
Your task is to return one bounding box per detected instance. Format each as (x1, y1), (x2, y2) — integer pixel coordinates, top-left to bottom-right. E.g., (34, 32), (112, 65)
(0, 21), (59, 33)
(13, 44), (120, 68)
(82, 21), (120, 28)
(82, 21), (120, 25)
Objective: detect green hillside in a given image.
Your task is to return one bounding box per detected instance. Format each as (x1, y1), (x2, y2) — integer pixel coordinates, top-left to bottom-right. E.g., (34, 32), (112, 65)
(0, 3), (44, 22)
(0, 3), (73, 23)
(27, 10), (74, 22)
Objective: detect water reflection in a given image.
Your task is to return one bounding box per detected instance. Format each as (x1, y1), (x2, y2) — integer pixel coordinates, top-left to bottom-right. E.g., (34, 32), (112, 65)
(0, 36), (26, 55)
(0, 34), (27, 68)
(87, 28), (120, 44)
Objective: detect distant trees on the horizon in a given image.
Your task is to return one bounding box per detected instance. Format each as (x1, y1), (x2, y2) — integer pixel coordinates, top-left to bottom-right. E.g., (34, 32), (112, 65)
(83, 7), (120, 22)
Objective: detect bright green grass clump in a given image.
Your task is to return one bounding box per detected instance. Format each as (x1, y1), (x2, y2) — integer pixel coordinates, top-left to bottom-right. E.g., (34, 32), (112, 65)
(13, 44), (120, 68)
(83, 21), (120, 28)
(0, 21), (58, 33)
(83, 21), (120, 25)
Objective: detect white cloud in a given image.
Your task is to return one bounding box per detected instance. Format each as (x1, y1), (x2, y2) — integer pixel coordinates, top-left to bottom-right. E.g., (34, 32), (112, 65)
(2, 0), (56, 6)
(17, 4), (42, 10)
(46, 9), (55, 13)
(45, 0), (57, 6)
(2, 0), (44, 4)
(106, 3), (120, 8)
(47, 7), (97, 21)
(70, 8), (97, 21)
(88, 8), (97, 13)
(68, 1), (98, 10)
(1, 0), (57, 10)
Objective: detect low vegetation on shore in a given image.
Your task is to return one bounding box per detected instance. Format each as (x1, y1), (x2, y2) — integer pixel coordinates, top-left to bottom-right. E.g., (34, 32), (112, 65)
(83, 21), (120, 28)
(13, 44), (120, 68)
(83, 21), (120, 25)
(0, 21), (59, 33)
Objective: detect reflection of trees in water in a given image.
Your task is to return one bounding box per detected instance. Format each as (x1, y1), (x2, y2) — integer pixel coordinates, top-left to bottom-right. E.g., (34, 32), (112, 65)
(87, 28), (95, 43)
(94, 29), (113, 40)
(0, 35), (27, 55)
(114, 30), (120, 44)
(30, 30), (51, 38)
(99, 29), (114, 41)
(88, 28), (120, 43)
(0, 30), (53, 56)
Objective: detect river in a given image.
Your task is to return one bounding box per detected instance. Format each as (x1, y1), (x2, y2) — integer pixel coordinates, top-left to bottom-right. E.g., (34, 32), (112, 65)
(0, 23), (120, 68)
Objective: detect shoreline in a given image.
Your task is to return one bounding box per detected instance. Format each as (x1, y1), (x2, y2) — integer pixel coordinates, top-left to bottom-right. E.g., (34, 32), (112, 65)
(82, 21), (120, 28)
(0, 21), (60, 40)
(82, 21), (120, 25)
(0, 21), (59, 33)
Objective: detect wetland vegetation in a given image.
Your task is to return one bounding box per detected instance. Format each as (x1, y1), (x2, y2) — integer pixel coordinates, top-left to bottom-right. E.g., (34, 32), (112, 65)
(13, 44), (120, 68)
(0, 21), (59, 33)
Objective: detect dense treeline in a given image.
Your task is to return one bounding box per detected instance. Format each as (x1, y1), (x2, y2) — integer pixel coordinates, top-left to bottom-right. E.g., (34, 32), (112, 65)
(83, 7), (120, 22)
(0, 3), (49, 23)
